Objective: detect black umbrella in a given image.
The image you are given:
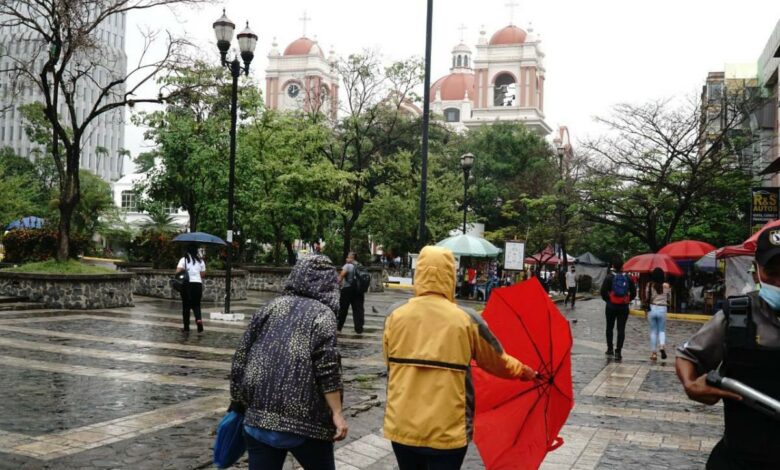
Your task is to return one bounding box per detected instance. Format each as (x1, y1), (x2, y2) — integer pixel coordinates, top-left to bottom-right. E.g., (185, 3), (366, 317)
(171, 232), (227, 246)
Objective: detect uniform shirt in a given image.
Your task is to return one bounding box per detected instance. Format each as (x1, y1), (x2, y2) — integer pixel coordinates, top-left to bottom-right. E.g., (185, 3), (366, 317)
(566, 271), (577, 289)
(177, 257), (206, 283)
(677, 291), (780, 374)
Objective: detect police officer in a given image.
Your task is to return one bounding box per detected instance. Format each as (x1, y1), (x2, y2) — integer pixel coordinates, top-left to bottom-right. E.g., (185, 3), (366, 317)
(676, 227), (780, 469)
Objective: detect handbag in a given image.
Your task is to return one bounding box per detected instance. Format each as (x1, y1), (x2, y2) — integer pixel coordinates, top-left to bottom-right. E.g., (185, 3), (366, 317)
(170, 259), (190, 293)
(213, 410), (246, 468)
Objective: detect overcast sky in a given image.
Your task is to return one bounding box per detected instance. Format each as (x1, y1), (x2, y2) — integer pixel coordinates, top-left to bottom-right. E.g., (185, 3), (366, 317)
(124, 0), (780, 161)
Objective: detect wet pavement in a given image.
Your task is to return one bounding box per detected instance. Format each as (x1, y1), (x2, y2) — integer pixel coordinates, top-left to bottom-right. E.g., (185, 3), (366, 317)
(0, 289), (723, 469)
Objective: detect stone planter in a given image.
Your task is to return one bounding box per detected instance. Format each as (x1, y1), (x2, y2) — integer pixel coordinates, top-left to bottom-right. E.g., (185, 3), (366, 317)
(129, 268), (247, 301)
(0, 272), (134, 309)
(244, 265), (384, 293)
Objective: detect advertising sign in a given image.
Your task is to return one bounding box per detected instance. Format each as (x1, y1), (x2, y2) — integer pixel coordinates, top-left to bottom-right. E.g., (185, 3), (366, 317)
(504, 241), (526, 271)
(751, 187), (780, 226)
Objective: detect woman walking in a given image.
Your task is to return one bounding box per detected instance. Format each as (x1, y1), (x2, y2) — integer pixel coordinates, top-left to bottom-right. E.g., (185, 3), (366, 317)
(229, 254), (347, 470)
(176, 244), (205, 333)
(647, 267), (671, 361)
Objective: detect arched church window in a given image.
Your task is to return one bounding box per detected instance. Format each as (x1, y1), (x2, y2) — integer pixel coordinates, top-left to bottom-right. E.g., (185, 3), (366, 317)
(493, 73), (517, 107)
(464, 56), (469, 68)
(444, 108), (460, 122)
(457, 56), (462, 67)
(452, 56), (456, 68)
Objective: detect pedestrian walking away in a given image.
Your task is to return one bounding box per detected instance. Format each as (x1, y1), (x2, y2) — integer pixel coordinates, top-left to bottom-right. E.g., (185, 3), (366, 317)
(337, 252), (365, 334)
(676, 227), (780, 470)
(229, 254), (347, 470)
(382, 246), (537, 470)
(176, 244), (206, 333)
(600, 264), (637, 361)
(564, 265), (577, 308)
(647, 267), (670, 361)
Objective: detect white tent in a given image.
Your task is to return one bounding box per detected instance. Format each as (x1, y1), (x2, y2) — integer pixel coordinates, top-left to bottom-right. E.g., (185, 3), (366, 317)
(575, 252), (609, 291)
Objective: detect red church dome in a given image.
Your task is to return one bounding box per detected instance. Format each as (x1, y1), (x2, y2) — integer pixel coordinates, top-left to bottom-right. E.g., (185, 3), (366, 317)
(489, 25), (527, 45)
(430, 73), (476, 101)
(284, 37), (324, 57)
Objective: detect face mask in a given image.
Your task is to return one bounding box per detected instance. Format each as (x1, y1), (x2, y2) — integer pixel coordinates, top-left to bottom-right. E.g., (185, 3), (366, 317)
(759, 274), (780, 310)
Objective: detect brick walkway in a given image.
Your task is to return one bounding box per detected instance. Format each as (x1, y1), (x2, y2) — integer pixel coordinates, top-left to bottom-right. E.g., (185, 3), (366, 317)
(0, 289), (722, 469)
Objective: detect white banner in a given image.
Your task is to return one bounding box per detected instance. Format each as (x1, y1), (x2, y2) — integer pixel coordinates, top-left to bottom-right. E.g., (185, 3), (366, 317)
(504, 241), (525, 271)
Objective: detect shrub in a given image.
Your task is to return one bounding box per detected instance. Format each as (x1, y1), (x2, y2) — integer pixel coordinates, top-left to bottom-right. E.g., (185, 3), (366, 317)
(127, 230), (181, 269)
(2, 229), (89, 263)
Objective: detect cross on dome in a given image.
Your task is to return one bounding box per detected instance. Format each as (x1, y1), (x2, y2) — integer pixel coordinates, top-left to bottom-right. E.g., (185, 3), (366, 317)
(505, 0), (519, 25)
(299, 10), (312, 37)
(458, 24), (467, 42)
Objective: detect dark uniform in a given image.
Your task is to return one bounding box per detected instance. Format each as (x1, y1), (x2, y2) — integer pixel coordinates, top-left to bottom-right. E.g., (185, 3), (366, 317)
(677, 291), (780, 469)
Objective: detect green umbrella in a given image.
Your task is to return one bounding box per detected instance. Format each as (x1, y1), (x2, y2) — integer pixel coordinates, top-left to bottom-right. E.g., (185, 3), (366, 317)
(435, 234), (502, 258)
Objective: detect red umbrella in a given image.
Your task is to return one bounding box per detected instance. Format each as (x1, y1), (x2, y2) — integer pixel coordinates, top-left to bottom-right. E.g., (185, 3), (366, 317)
(472, 278), (573, 469)
(623, 253), (684, 277)
(744, 220), (780, 251)
(658, 240), (717, 260)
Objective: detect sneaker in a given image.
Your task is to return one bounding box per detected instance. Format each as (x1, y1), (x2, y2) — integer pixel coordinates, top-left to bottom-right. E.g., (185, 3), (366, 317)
(614, 351), (623, 361)
(196, 320), (204, 333)
(605, 348), (614, 356)
(660, 349), (667, 360)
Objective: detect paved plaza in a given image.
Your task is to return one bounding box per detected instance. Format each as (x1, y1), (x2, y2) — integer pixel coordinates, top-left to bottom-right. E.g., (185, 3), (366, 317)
(0, 289), (723, 469)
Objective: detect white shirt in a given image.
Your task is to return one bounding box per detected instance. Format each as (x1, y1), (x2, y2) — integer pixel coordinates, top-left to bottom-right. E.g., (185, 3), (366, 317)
(566, 271), (577, 289)
(177, 257), (206, 283)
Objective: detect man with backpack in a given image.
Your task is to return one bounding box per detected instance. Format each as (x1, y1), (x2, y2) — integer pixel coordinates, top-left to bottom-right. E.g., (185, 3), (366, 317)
(600, 264), (637, 361)
(338, 252), (368, 334)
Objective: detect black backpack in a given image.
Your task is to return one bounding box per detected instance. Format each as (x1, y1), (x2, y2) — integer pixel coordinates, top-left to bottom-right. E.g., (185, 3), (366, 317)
(353, 263), (372, 293)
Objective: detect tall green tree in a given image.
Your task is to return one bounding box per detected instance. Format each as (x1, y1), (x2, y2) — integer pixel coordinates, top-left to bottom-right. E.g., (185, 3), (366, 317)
(1, 0), (209, 260)
(0, 148), (47, 226)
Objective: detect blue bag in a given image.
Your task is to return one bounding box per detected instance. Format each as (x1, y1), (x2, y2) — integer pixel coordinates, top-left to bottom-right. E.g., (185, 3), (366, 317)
(213, 411), (246, 468)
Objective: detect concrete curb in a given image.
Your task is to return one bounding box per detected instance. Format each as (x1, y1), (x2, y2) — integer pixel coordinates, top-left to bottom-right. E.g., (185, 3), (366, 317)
(629, 309), (712, 323)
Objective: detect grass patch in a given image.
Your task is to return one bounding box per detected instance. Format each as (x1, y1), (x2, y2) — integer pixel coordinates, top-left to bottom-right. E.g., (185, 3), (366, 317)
(1, 259), (116, 275)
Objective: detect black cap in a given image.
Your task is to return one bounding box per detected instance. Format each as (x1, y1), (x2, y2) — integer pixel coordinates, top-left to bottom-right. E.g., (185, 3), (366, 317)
(755, 227), (780, 266)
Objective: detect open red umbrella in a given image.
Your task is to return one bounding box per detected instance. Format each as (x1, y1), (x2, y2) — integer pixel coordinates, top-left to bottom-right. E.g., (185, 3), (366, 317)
(623, 253), (684, 276)
(472, 278), (573, 470)
(658, 240), (717, 260)
(744, 220), (780, 251)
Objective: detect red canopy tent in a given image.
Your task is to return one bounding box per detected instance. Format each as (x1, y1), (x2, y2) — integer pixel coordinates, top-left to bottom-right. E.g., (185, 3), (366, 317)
(623, 253), (684, 277)
(744, 219), (780, 251)
(658, 240), (717, 260)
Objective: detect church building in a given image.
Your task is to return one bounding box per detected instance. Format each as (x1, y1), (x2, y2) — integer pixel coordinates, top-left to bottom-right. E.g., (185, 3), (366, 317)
(431, 23), (551, 136)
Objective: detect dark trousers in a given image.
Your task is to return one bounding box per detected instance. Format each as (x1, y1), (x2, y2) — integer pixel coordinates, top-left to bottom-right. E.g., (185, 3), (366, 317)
(605, 307), (629, 352)
(338, 286), (364, 333)
(706, 438), (777, 470)
(565, 287), (577, 306)
(392, 442), (468, 470)
(180, 282), (203, 330)
(245, 432), (334, 470)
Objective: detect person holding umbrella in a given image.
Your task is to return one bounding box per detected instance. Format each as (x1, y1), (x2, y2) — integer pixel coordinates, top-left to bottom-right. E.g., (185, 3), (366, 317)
(382, 246), (536, 469)
(676, 226), (780, 469)
(176, 244), (206, 333)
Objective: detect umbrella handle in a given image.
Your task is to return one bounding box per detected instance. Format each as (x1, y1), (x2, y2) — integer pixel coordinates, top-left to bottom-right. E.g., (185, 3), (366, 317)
(548, 436), (564, 451)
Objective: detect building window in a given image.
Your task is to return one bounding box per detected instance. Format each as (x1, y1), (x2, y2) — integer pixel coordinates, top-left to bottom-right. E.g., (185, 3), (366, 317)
(120, 190), (137, 212)
(457, 55), (462, 67)
(708, 83), (723, 102)
(464, 56), (469, 68)
(444, 108), (461, 122)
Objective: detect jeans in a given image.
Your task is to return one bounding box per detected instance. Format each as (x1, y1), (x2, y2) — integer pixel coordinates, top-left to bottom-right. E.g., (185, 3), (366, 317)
(605, 307), (629, 352)
(648, 305), (667, 350)
(391, 442), (468, 470)
(180, 282), (202, 330)
(337, 286), (364, 333)
(565, 287), (577, 306)
(245, 431), (335, 470)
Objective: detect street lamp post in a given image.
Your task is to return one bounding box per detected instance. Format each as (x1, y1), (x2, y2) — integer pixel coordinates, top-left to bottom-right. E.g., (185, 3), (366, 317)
(555, 141), (569, 271)
(212, 10), (258, 314)
(418, 0), (434, 250)
(460, 153), (475, 236)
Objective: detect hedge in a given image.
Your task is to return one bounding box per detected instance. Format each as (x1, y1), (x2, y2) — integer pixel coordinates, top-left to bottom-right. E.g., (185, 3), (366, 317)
(2, 229), (89, 263)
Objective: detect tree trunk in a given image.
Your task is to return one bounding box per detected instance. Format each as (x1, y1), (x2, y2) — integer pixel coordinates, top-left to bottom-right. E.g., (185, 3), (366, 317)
(57, 173), (79, 261)
(342, 218), (353, 262)
(284, 240), (296, 265)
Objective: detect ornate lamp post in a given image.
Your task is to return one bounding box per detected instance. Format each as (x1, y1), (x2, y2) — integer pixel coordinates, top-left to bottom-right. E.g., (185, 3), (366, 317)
(212, 10), (258, 314)
(460, 153), (475, 236)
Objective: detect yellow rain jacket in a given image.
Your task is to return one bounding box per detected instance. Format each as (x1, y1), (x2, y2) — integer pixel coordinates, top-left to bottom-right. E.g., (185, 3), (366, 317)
(383, 246), (530, 449)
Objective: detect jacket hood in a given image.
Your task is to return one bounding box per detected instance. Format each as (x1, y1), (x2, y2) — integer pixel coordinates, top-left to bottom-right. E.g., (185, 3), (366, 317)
(283, 254), (340, 313)
(414, 246), (456, 301)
